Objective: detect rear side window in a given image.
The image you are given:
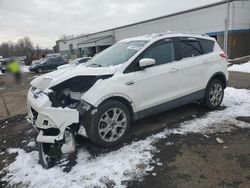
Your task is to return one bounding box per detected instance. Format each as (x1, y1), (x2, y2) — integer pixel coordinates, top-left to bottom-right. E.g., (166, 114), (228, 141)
(198, 39), (215, 54)
(178, 38), (202, 58)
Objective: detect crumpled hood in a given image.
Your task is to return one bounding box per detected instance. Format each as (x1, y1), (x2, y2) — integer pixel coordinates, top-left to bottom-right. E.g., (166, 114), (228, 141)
(31, 65), (119, 90)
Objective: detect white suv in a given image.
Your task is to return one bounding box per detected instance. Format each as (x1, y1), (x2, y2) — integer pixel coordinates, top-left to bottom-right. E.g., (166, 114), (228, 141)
(27, 33), (228, 168)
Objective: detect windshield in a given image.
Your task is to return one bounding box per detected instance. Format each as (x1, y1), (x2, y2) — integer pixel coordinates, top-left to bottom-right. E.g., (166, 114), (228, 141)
(86, 40), (148, 67)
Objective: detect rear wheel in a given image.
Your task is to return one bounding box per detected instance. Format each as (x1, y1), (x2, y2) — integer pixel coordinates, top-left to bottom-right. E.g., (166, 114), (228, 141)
(204, 79), (224, 110)
(86, 100), (131, 147)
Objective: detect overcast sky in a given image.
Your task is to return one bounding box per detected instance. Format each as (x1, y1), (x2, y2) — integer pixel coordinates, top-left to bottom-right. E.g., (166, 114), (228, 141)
(0, 0), (221, 48)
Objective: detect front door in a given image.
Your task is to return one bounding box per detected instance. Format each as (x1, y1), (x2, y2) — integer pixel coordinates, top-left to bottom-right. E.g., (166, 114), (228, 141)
(133, 39), (182, 112)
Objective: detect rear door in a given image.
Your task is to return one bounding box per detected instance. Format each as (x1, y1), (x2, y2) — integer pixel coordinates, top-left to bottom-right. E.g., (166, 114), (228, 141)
(176, 37), (209, 95)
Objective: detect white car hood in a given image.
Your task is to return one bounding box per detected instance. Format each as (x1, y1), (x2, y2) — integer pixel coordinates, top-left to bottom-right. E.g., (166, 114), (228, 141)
(31, 65), (119, 90)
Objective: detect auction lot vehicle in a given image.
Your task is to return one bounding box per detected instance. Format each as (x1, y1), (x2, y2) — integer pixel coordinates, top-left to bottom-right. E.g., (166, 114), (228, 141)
(29, 56), (66, 73)
(27, 33), (228, 168)
(57, 57), (91, 70)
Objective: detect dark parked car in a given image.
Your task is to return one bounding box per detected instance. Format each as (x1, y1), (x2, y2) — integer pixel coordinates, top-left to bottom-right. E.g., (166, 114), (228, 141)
(0, 60), (7, 73)
(29, 57), (67, 73)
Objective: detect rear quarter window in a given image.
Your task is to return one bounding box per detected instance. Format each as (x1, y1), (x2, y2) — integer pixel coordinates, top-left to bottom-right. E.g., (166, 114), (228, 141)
(198, 39), (215, 54)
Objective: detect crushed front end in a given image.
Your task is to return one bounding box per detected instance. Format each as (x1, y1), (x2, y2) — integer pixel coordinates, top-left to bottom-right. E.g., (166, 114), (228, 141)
(27, 74), (112, 168)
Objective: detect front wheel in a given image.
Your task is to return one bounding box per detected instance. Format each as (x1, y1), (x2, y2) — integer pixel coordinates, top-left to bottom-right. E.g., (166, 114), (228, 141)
(204, 79), (224, 110)
(86, 100), (131, 147)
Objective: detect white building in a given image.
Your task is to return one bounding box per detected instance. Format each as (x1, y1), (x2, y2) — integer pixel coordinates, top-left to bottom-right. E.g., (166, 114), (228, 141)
(57, 0), (250, 59)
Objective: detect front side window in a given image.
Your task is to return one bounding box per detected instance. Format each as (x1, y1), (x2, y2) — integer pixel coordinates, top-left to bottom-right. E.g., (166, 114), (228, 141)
(86, 40), (148, 67)
(179, 38), (202, 58)
(142, 40), (175, 65)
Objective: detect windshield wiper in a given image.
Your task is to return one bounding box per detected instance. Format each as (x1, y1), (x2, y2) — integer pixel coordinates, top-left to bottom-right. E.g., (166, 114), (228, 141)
(91, 63), (102, 67)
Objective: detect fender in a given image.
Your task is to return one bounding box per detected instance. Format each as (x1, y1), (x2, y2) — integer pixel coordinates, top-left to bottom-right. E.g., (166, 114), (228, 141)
(95, 93), (136, 111)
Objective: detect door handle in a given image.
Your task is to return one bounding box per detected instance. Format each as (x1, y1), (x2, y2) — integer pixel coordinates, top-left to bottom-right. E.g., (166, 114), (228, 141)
(125, 81), (134, 86)
(169, 68), (179, 73)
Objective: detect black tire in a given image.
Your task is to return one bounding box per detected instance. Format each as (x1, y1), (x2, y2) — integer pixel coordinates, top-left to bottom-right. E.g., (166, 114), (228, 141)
(37, 142), (55, 169)
(37, 68), (43, 73)
(86, 99), (131, 147)
(204, 79), (224, 110)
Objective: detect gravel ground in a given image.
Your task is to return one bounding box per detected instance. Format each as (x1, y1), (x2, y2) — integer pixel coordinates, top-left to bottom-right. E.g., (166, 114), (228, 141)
(0, 71), (249, 188)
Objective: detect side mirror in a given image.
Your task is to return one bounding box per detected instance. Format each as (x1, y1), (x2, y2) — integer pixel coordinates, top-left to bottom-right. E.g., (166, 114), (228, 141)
(139, 58), (156, 69)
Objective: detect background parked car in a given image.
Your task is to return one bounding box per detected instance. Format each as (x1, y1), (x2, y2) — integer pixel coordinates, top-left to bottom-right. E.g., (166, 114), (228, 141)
(29, 56), (67, 73)
(0, 60), (7, 73)
(57, 57), (91, 69)
(31, 58), (48, 66)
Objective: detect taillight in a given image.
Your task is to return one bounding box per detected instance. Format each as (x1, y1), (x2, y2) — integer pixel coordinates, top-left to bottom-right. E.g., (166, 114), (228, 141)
(219, 52), (228, 60)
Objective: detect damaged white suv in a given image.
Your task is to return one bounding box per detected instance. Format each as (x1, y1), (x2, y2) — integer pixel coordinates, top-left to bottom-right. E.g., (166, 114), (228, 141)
(27, 33), (228, 168)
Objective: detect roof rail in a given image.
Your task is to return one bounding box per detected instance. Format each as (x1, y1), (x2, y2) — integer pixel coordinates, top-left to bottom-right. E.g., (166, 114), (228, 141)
(155, 31), (210, 37)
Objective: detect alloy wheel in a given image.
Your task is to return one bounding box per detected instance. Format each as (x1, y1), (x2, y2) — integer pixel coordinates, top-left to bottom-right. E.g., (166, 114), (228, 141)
(209, 83), (223, 106)
(98, 107), (127, 142)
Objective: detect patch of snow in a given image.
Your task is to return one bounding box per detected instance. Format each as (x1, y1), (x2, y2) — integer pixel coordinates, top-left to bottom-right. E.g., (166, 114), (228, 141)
(27, 140), (36, 148)
(3, 88), (250, 188)
(216, 138), (224, 144)
(156, 162), (163, 166)
(119, 35), (153, 43)
(44, 88), (53, 94)
(7, 148), (20, 154)
(32, 88), (50, 104)
(228, 61), (250, 73)
(21, 65), (30, 73)
(26, 116), (33, 124)
(3, 140), (156, 188)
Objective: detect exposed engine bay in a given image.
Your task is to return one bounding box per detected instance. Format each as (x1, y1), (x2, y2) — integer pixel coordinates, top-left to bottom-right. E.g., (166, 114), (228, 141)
(48, 75), (112, 109)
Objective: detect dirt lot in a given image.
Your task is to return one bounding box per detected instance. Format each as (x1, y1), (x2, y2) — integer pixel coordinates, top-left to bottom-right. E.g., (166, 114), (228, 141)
(0, 71), (250, 188)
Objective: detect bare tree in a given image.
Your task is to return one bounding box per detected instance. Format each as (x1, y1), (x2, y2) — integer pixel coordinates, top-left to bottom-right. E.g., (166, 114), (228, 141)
(59, 34), (75, 40)
(16, 36), (34, 64)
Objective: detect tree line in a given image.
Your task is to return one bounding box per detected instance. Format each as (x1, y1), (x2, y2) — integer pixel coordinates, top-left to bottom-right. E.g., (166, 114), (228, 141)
(0, 36), (52, 64)
(0, 37), (34, 58)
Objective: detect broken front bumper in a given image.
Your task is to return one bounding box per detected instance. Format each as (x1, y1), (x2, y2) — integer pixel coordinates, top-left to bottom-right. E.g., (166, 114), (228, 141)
(27, 88), (79, 143)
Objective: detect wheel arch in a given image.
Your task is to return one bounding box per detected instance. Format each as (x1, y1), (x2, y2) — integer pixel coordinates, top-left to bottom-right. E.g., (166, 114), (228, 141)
(98, 96), (135, 120)
(206, 72), (227, 89)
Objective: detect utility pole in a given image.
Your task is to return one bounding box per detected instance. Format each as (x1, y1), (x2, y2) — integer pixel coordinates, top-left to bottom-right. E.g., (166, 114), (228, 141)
(224, 0), (230, 53)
